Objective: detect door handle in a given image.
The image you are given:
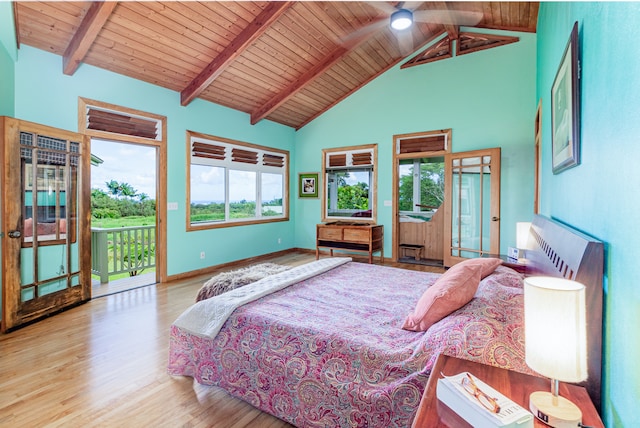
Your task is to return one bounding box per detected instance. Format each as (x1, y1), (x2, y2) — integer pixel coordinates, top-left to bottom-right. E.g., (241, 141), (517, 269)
(491, 217), (500, 222)
(8, 230), (22, 238)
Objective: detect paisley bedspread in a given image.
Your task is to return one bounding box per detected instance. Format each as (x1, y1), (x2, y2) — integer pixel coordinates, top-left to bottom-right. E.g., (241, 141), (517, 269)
(168, 262), (534, 427)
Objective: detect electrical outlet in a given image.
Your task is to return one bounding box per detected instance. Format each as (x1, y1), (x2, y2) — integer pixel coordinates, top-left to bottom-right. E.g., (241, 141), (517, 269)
(200, 251), (205, 259)
(278, 238), (282, 244)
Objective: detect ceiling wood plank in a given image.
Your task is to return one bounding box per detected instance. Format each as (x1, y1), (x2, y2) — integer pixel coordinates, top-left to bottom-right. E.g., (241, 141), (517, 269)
(250, 18), (386, 125)
(63, 1), (118, 75)
(180, 1), (294, 107)
(250, 43), (350, 125)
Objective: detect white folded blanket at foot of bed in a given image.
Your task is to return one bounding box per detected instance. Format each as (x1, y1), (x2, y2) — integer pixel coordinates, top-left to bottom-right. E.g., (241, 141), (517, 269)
(172, 257), (351, 339)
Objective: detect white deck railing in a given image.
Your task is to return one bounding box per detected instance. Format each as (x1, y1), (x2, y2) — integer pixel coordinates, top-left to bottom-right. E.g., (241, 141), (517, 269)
(91, 226), (156, 284)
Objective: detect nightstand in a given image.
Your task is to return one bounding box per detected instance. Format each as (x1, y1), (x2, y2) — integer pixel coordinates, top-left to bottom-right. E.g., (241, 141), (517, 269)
(483, 253), (529, 274)
(411, 354), (603, 428)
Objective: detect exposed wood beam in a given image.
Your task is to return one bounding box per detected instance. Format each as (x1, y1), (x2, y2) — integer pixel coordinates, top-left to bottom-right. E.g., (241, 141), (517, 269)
(250, 19), (385, 126)
(12, 2), (20, 49)
(180, 1), (294, 107)
(296, 29), (445, 131)
(433, 2), (459, 40)
(250, 46), (348, 125)
(445, 24), (459, 41)
(63, 1), (117, 76)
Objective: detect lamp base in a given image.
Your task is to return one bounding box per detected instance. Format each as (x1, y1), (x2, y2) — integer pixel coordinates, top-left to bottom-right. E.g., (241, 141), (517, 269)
(529, 391), (582, 428)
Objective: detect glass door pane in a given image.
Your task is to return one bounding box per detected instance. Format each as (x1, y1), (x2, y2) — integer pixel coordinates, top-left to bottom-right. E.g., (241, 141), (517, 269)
(445, 149), (500, 267)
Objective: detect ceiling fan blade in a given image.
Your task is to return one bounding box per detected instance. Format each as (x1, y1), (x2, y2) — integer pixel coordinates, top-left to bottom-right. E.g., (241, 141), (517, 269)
(397, 30), (414, 57)
(413, 9), (483, 26)
(365, 1), (398, 15)
(340, 18), (388, 49)
(403, 1), (424, 11)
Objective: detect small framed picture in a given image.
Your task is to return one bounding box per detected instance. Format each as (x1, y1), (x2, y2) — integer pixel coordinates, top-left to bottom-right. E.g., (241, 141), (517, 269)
(298, 172), (319, 198)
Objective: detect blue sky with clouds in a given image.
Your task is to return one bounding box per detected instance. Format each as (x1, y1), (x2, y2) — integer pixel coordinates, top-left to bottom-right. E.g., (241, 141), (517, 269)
(90, 139), (156, 199)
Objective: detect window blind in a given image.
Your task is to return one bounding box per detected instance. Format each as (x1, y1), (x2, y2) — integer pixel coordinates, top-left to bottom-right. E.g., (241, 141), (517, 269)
(191, 139), (287, 169)
(398, 135), (446, 154)
(327, 149), (374, 168)
(86, 108), (159, 140)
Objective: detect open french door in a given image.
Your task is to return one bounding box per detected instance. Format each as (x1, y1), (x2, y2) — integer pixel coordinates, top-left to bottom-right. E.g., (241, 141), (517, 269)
(1, 117), (91, 332)
(443, 148), (501, 267)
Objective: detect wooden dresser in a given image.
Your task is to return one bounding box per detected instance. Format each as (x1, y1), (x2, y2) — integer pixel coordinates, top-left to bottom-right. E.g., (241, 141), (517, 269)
(316, 223), (383, 264)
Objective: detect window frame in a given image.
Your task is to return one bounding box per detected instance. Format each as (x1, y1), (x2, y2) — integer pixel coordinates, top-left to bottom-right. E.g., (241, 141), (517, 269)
(321, 144), (377, 224)
(187, 130), (289, 230)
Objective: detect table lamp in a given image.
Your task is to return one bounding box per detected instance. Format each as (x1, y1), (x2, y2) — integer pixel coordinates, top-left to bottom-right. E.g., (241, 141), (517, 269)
(517, 221), (532, 250)
(524, 276), (587, 428)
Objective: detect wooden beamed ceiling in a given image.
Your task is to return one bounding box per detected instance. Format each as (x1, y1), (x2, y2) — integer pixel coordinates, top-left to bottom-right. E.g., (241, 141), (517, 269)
(180, 1), (294, 107)
(15, 1), (539, 130)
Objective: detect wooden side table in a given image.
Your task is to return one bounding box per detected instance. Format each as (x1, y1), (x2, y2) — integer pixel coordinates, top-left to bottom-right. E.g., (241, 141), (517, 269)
(483, 253), (529, 274)
(411, 354), (603, 428)
(399, 243), (424, 261)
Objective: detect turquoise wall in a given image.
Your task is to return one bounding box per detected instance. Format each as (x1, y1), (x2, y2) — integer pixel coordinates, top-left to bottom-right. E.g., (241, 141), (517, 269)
(11, 46), (296, 276)
(0, 1), (16, 116)
(295, 30), (537, 255)
(0, 44), (14, 116)
(537, 2), (640, 426)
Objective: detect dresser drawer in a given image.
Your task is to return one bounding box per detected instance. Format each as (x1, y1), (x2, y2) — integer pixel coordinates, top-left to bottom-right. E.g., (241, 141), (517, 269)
(343, 228), (370, 243)
(318, 227), (343, 240)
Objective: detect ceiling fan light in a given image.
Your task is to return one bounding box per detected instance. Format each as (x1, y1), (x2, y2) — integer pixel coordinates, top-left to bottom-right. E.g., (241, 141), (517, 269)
(390, 9), (413, 30)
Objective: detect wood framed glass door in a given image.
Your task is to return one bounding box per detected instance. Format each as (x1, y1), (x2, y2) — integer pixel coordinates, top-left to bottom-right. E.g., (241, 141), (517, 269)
(1, 117), (91, 332)
(443, 148), (501, 267)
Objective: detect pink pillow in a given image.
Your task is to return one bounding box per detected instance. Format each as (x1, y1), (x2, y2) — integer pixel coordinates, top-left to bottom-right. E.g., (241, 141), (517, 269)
(457, 257), (503, 279)
(402, 263), (483, 332)
(24, 218), (33, 237)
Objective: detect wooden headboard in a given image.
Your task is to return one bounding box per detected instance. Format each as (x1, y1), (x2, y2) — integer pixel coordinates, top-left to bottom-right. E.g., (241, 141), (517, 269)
(525, 214), (604, 410)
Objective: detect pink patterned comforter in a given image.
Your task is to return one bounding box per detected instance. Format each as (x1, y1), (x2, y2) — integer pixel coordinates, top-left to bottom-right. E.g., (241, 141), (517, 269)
(168, 262), (532, 427)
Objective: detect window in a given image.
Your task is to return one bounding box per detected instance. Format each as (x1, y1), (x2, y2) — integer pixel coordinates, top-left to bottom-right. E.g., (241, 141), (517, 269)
(322, 144), (377, 222)
(188, 131), (288, 229)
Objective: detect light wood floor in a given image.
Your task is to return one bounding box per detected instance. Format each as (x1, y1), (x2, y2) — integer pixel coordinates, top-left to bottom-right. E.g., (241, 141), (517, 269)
(0, 251), (444, 427)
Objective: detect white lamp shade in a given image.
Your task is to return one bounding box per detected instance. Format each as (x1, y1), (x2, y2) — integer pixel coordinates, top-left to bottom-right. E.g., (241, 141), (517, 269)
(524, 276), (588, 383)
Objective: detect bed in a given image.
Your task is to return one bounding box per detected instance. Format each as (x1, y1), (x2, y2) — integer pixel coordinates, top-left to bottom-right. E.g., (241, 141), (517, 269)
(168, 214), (604, 426)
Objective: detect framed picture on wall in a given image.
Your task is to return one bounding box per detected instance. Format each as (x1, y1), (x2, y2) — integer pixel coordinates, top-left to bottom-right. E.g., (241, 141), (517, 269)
(551, 21), (580, 174)
(298, 172), (319, 198)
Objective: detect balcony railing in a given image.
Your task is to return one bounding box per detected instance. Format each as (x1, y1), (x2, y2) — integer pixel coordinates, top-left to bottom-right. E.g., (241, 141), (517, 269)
(91, 225), (156, 284)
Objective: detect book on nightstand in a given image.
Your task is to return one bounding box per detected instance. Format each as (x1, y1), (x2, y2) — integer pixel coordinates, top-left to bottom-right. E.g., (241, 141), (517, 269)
(437, 372), (534, 428)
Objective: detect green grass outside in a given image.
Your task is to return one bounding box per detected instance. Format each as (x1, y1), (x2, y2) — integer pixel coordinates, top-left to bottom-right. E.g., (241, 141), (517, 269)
(91, 215), (156, 229)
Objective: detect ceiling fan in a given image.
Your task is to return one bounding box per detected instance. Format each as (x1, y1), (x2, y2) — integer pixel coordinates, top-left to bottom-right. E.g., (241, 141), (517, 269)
(351, 2), (484, 56)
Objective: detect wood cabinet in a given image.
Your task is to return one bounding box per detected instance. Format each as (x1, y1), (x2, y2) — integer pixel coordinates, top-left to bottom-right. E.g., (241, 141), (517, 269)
(316, 223), (383, 264)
